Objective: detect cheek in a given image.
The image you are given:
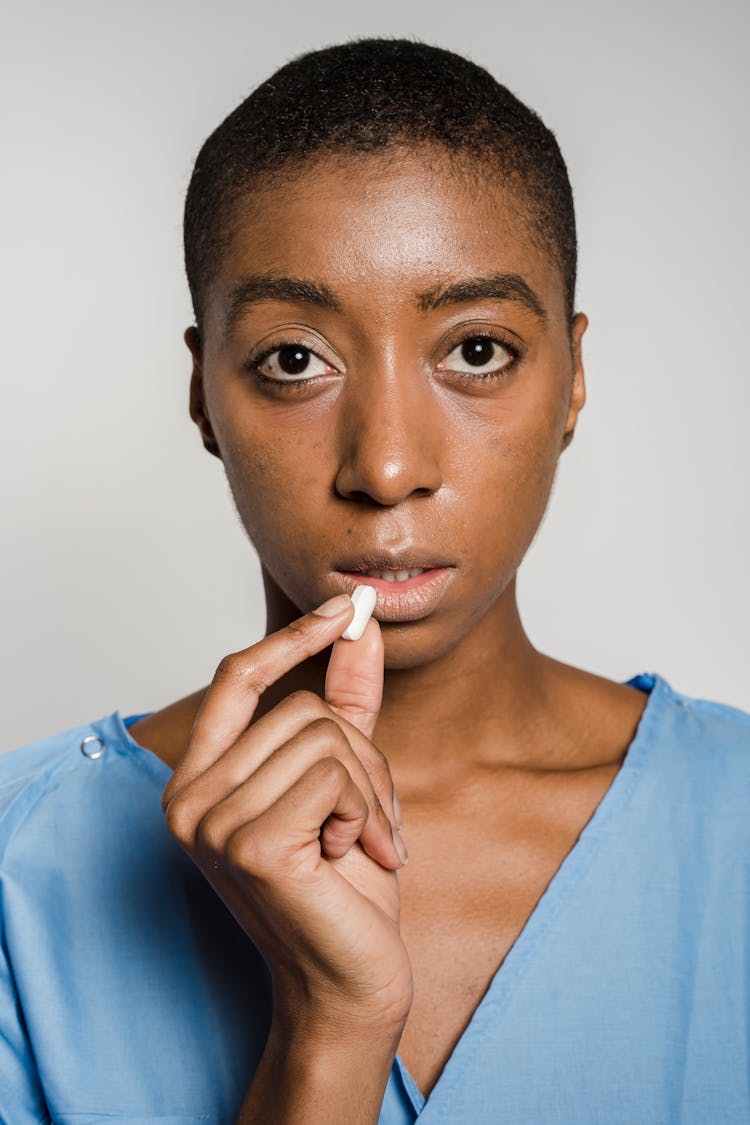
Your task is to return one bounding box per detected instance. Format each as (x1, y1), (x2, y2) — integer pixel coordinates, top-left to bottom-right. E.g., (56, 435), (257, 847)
(499, 434), (558, 544)
(466, 385), (566, 577)
(218, 423), (331, 559)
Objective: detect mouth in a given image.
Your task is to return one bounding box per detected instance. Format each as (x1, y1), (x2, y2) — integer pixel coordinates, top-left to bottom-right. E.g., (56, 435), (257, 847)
(332, 553), (457, 623)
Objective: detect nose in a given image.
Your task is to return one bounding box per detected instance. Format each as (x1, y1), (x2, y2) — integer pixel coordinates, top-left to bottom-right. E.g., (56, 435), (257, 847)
(334, 361), (443, 506)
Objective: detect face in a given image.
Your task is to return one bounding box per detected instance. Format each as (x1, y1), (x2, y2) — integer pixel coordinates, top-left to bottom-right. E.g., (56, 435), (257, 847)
(188, 146), (587, 669)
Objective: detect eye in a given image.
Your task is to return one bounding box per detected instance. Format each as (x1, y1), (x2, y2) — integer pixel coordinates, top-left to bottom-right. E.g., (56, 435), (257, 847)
(437, 334), (518, 378)
(251, 343), (336, 383)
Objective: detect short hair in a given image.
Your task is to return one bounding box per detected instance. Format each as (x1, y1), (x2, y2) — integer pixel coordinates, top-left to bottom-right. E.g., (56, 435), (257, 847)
(184, 37), (577, 330)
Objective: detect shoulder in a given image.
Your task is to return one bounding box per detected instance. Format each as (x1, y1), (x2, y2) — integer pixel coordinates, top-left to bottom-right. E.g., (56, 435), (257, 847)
(655, 673), (750, 756)
(0, 712), (167, 869)
(636, 672), (750, 824)
(676, 684), (750, 736)
(633, 671), (750, 752)
(0, 719), (93, 851)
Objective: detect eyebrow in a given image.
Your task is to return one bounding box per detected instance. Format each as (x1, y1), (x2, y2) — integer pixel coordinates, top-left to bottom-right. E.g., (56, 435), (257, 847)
(224, 275), (342, 333)
(223, 269), (547, 333)
(416, 273), (547, 322)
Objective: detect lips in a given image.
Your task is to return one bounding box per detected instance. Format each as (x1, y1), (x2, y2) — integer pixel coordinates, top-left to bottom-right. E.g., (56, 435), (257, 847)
(332, 551), (456, 623)
(334, 551), (455, 574)
(361, 567), (428, 583)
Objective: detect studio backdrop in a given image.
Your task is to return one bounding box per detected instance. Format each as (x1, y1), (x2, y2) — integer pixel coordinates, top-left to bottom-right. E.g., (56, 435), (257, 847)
(1, 0), (748, 751)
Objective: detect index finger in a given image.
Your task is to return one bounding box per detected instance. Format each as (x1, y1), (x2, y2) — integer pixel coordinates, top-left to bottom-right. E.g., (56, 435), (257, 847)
(163, 594), (354, 806)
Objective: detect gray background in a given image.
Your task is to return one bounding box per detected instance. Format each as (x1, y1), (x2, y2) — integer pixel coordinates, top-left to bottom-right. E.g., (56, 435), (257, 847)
(2, 0), (748, 752)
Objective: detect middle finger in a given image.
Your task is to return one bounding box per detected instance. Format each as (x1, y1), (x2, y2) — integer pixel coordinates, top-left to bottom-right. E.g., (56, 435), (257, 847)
(177, 690), (399, 828)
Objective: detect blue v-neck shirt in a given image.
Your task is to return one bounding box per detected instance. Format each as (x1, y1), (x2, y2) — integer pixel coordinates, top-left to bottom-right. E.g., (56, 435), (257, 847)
(1, 672), (749, 1123)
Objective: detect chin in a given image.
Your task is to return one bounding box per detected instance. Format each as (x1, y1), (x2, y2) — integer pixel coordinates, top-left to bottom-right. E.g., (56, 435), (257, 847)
(379, 613), (473, 671)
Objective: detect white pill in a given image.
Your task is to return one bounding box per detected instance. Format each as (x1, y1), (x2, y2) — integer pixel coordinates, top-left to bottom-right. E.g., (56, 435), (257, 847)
(341, 584), (377, 641)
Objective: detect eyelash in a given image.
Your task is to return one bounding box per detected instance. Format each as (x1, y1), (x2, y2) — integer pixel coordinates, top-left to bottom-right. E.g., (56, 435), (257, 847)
(245, 337), (330, 391)
(244, 331), (522, 389)
(441, 332), (522, 382)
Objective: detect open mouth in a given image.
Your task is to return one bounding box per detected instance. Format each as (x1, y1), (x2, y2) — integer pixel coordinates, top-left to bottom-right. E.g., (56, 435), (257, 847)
(332, 556), (456, 621)
(358, 567), (431, 583)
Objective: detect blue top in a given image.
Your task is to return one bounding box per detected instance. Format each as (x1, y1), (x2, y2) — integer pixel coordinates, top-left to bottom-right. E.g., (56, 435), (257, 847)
(1, 672), (749, 1124)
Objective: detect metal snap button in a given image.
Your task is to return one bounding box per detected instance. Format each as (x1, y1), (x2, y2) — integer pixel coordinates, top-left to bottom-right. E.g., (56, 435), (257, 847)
(80, 735), (105, 759)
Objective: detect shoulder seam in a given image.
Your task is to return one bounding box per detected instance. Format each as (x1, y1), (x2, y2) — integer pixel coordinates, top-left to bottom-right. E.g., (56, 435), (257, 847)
(0, 740), (92, 868)
(683, 697), (750, 727)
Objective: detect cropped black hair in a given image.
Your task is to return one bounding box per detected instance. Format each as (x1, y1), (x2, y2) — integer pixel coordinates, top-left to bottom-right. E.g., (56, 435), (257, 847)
(184, 37), (577, 329)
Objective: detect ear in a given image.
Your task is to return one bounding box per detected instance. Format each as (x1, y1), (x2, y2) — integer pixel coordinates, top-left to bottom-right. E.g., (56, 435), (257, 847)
(185, 326), (221, 459)
(561, 312), (588, 452)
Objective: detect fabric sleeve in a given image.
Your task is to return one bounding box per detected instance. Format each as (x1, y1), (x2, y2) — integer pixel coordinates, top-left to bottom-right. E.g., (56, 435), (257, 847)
(0, 923), (50, 1123)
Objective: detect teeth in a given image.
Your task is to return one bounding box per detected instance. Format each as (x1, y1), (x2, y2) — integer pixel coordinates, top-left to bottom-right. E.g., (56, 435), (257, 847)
(363, 568), (427, 582)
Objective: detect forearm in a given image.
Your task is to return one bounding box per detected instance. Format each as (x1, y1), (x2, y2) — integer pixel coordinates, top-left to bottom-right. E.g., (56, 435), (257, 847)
(235, 1023), (400, 1125)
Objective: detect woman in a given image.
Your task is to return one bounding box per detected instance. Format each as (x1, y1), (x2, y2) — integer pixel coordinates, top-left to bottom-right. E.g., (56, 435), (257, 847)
(1, 37), (747, 1125)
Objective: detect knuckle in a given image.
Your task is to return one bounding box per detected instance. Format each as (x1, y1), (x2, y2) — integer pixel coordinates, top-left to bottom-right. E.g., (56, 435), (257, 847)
(307, 715), (346, 743)
(283, 616), (311, 645)
(194, 810), (225, 855)
(225, 825), (273, 874)
(213, 652), (242, 680)
(286, 689), (327, 718)
(164, 796), (193, 844)
(213, 653), (267, 696)
(312, 754), (348, 785)
(224, 828), (254, 870)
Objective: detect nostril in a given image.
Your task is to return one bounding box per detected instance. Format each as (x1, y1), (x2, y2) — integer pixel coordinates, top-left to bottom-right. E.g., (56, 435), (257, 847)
(335, 481), (438, 506)
(338, 488), (405, 508)
(334, 430), (443, 504)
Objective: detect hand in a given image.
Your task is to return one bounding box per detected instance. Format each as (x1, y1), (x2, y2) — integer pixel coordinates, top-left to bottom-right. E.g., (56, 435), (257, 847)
(161, 595), (413, 1046)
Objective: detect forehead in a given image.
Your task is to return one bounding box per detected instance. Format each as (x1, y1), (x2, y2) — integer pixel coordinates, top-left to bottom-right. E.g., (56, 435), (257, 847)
(210, 147), (566, 328)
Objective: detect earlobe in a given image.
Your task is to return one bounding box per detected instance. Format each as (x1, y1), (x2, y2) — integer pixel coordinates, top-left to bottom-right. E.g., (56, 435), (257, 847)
(561, 312), (588, 452)
(185, 326), (222, 459)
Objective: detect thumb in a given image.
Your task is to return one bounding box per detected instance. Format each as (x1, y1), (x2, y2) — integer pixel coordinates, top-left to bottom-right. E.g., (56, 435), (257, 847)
(324, 617), (384, 739)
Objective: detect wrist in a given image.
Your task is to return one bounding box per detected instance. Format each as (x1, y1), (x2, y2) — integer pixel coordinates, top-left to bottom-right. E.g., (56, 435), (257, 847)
(236, 1020), (402, 1125)
(269, 976), (411, 1053)
(268, 1004), (406, 1063)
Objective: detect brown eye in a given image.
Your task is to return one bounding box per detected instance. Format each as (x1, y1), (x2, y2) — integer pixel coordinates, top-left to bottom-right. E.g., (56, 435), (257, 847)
(461, 338), (496, 366)
(277, 345), (311, 375)
(437, 335), (518, 378)
(252, 343), (335, 383)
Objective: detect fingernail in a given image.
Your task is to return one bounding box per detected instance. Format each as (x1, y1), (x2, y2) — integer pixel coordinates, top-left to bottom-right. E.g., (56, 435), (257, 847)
(391, 824), (409, 865)
(341, 585), (377, 641)
(393, 791), (404, 830)
(314, 594), (352, 618)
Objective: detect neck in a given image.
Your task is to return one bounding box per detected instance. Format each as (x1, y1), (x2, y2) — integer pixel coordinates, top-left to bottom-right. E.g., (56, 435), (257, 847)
(261, 572), (555, 782)
(129, 575), (644, 782)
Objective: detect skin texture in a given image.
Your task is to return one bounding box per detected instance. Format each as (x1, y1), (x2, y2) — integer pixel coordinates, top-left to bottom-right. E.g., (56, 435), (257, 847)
(132, 144), (649, 1110)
